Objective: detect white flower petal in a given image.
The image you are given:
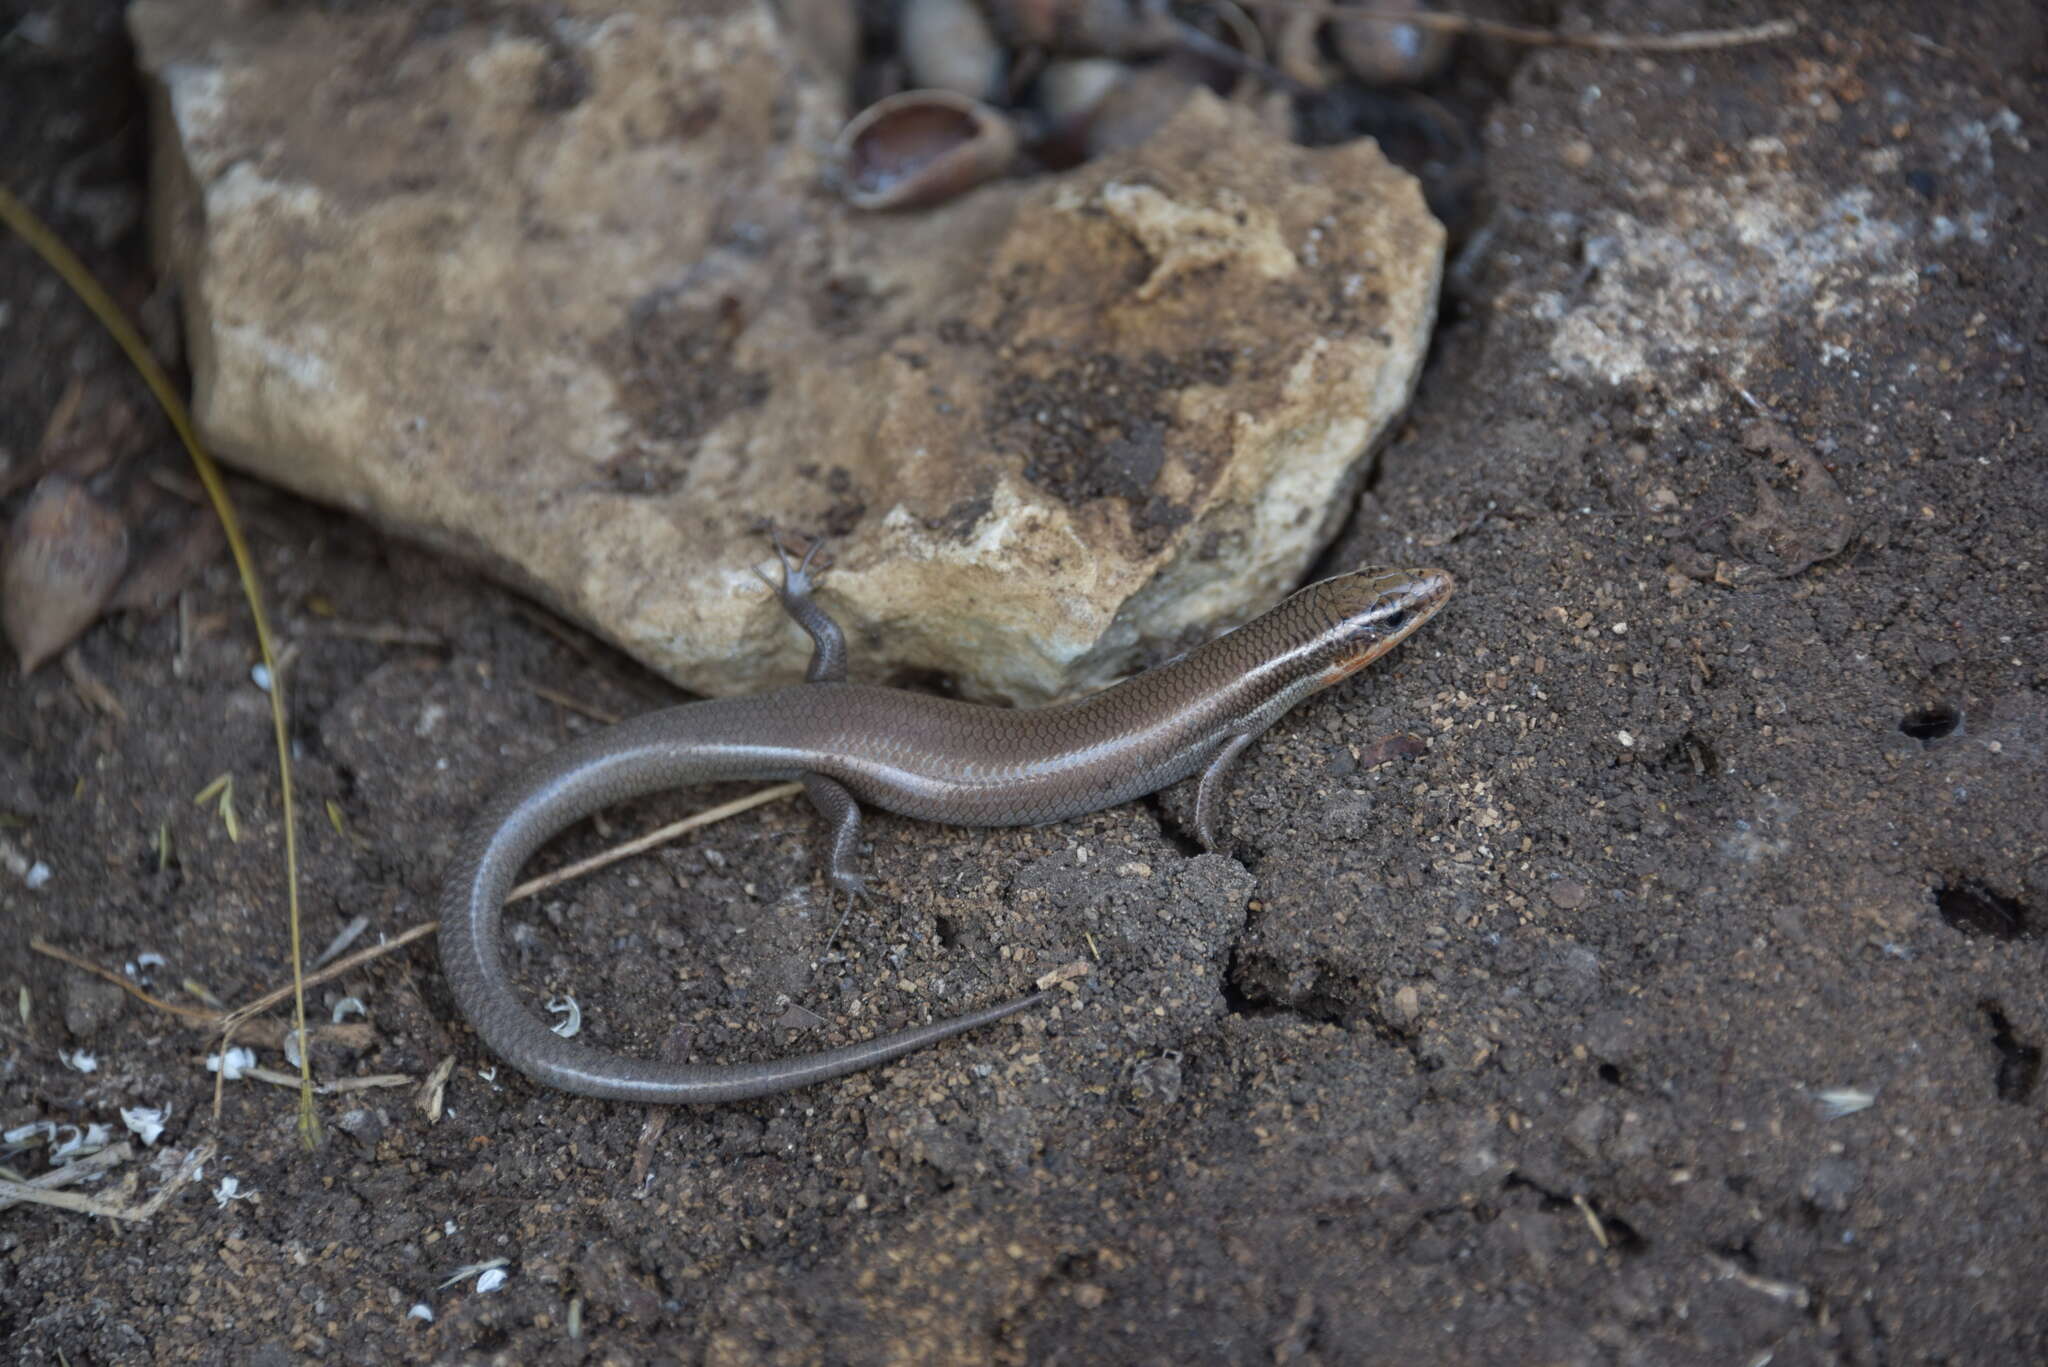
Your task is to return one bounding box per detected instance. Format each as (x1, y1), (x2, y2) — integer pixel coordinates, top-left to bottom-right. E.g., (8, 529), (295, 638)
(1816, 1087), (1876, 1119)
(207, 1046), (257, 1079)
(120, 1104), (170, 1145)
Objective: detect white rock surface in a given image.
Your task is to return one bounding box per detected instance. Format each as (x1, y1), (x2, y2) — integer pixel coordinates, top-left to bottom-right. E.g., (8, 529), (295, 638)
(133, 0), (1442, 702)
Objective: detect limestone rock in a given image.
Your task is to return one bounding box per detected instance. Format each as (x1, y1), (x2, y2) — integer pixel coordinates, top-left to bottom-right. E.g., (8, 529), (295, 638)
(132, 0), (1442, 702)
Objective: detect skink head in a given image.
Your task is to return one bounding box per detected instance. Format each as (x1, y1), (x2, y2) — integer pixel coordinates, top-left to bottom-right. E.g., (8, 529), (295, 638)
(1305, 565), (1455, 685)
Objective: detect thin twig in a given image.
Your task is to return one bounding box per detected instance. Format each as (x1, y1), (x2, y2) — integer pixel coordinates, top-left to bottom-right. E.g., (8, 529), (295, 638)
(29, 939), (219, 1024)
(526, 683), (622, 725)
(506, 782), (803, 903)
(0, 1142), (134, 1215)
(302, 620), (446, 648)
(34, 923), (440, 1037)
(232, 1019), (377, 1052)
(508, 603), (609, 666)
(219, 921), (439, 1033)
(0, 1140), (214, 1221)
(1574, 1193), (1611, 1249)
(234, 1065), (414, 1094)
(1245, 4), (1797, 53)
(62, 647), (129, 721)
(128, 1140), (217, 1220)
(311, 915), (371, 969)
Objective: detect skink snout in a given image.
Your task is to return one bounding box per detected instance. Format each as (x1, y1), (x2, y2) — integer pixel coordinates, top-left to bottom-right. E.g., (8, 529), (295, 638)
(1386, 565), (1456, 632)
(1331, 564), (1454, 638)
(1369, 566), (1451, 644)
(1309, 564), (1454, 683)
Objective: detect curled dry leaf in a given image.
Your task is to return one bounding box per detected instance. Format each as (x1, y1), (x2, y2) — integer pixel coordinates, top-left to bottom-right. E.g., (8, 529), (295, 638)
(1178, 0), (1268, 92)
(3, 474), (131, 674)
(1270, 9), (1332, 92)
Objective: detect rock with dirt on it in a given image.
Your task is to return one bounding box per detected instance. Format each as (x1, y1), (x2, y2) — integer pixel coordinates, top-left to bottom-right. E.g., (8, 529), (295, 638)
(131, 0), (1443, 703)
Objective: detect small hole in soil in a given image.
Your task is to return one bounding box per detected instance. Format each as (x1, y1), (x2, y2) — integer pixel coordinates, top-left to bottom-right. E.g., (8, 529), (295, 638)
(1658, 730), (1720, 777)
(1144, 791), (1206, 859)
(1900, 704), (1961, 741)
(933, 915), (961, 950)
(1597, 1063), (1622, 1085)
(1599, 1213), (1648, 1254)
(1936, 880), (2032, 940)
(1713, 1239), (1758, 1271)
(1979, 1000), (2042, 1104)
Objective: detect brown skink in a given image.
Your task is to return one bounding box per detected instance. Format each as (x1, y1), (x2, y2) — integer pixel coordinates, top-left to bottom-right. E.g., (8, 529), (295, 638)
(440, 540), (1453, 1103)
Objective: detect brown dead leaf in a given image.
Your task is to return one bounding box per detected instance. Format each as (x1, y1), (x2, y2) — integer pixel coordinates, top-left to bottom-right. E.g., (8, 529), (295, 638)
(1728, 420), (1854, 577)
(109, 513), (226, 611)
(3, 474), (131, 673)
(0, 376), (149, 500)
(1356, 732), (1430, 768)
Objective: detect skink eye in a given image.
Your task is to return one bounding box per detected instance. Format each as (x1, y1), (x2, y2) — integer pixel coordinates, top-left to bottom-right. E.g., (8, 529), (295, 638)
(1380, 609), (1409, 633)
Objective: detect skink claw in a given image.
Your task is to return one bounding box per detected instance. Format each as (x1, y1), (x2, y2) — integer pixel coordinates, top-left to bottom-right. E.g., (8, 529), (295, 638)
(795, 532), (829, 580)
(757, 527), (831, 604)
(821, 874), (877, 956)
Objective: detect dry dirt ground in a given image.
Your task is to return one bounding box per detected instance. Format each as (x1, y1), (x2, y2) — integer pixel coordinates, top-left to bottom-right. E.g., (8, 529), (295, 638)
(4, 2), (2045, 1363)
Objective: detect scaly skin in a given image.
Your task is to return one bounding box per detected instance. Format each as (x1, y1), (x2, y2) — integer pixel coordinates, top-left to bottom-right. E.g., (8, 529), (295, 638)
(439, 545), (1453, 1103)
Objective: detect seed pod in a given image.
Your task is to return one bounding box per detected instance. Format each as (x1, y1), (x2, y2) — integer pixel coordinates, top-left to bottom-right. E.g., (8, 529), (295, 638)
(1078, 61), (1199, 156)
(1035, 57), (1128, 127)
(3, 474), (130, 675)
(900, 0), (1008, 102)
(1334, 0), (1452, 87)
(994, 0), (1301, 94)
(836, 89), (1022, 210)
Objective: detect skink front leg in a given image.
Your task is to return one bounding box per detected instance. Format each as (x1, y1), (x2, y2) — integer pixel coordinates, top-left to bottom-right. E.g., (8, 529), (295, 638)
(760, 530), (847, 683)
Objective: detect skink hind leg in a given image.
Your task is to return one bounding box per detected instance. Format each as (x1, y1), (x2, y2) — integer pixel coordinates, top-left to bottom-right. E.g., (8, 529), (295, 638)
(1193, 732), (1255, 850)
(802, 772), (877, 950)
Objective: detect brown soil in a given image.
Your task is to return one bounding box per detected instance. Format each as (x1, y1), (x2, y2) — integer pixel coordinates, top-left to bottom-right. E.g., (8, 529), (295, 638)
(4, 3), (2044, 1363)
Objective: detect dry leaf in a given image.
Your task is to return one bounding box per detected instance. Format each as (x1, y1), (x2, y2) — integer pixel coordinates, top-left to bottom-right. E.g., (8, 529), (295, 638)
(3, 474), (130, 674)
